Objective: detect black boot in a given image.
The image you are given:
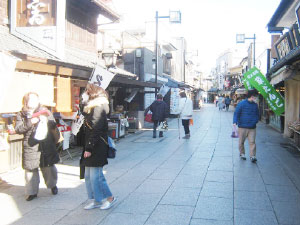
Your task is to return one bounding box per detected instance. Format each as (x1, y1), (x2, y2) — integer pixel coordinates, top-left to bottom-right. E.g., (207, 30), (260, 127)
(51, 186), (58, 195)
(159, 131), (163, 137)
(26, 194), (37, 201)
(153, 131), (157, 138)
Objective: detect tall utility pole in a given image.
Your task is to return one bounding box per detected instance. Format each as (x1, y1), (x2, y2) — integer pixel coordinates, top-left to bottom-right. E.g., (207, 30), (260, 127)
(155, 11), (158, 97)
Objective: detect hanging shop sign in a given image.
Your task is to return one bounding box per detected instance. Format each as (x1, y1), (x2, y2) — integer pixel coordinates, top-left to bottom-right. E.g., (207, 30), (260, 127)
(243, 67), (285, 116)
(89, 66), (115, 90)
(10, 0), (66, 59)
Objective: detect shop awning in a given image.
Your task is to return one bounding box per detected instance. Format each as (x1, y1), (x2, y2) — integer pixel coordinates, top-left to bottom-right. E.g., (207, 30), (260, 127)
(111, 75), (162, 88)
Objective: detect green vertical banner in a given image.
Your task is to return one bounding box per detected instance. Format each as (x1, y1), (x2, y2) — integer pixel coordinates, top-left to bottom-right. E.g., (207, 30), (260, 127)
(243, 67), (285, 116)
(242, 77), (252, 90)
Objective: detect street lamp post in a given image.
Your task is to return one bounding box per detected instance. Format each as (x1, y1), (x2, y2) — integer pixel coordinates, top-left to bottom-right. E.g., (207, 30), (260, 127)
(236, 33), (256, 66)
(154, 10), (181, 97)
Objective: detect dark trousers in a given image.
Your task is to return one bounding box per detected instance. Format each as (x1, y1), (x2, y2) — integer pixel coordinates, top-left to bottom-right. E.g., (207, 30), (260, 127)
(226, 104), (230, 111)
(182, 119), (190, 135)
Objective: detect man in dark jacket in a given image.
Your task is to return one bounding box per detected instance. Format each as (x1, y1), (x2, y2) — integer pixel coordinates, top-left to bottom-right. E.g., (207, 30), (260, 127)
(149, 94), (168, 138)
(225, 96), (232, 111)
(233, 89), (259, 162)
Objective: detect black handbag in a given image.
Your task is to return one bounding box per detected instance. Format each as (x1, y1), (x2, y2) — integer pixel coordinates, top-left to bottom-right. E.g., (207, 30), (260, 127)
(100, 136), (117, 159)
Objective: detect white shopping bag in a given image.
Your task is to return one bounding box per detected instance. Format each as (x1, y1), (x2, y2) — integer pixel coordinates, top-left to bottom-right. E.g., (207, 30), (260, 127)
(34, 116), (48, 140)
(71, 114), (85, 136)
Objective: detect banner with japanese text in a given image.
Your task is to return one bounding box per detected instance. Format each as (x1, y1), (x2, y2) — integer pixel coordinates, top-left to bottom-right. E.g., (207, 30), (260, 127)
(243, 67), (285, 116)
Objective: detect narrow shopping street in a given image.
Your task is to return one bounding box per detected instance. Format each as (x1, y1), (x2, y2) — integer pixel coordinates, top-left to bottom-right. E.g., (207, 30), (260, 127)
(1, 104), (300, 225)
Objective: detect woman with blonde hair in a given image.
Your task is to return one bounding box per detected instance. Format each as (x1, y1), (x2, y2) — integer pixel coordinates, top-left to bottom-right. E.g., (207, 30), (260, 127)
(15, 92), (59, 201)
(80, 83), (116, 210)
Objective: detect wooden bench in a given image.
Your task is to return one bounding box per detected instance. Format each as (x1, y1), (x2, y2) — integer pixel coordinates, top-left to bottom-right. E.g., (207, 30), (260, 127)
(288, 127), (300, 149)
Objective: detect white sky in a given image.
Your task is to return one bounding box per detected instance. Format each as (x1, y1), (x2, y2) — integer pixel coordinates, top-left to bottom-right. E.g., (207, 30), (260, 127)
(111, 0), (281, 74)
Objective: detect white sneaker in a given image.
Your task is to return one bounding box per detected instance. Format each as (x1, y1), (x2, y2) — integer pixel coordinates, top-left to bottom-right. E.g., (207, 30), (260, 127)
(240, 154), (246, 160)
(100, 197), (117, 210)
(84, 201), (102, 210)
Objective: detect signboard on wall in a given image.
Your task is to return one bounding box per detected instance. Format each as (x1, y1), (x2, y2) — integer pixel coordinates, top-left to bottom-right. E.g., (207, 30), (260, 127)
(10, 0), (66, 59)
(170, 88), (180, 114)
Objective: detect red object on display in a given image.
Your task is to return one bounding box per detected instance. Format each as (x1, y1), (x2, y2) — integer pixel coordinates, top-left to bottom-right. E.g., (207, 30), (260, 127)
(32, 110), (50, 118)
(145, 114), (153, 123)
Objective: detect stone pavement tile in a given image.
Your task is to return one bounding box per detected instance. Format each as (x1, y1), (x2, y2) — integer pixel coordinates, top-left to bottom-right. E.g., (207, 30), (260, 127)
(234, 209), (278, 225)
(158, 160), (187, 170)
(234, 177), (266, 192)
(205, 171), (233, 183)
(11, 207), (68, 225)
(171, 174), (205, 188)
(180, 165), (208, 176)
(193, 196), (233, 220)
(98, 213), (148, 225)
(272, 201), (300, 225)
(266, 185), (300, 202)
(201, 181), (233, 199)
(113, 192), (162, 215)
(55, 204), (110, 225)
(233, 165), (260, 178)
(160, 187), (200, 206)
(135, 179), (173, 194)
(234, 191), (273, 211)
(149, 168), (181, 180)
(192, 151), (214, 159)
(209, 162), (233, 172)
(190, 219), (233, 225)
(213, 151), (233, 157)
(260, 172), (294, 186)
(145, 205), (194, 225)
(186, 157), (211, 166)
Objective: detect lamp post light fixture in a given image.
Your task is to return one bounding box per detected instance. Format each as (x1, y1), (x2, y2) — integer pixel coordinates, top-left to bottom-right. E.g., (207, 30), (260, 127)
(154, 10), (181, 97)
(102, 48), (118, 68)
(236, 33), (256, 66)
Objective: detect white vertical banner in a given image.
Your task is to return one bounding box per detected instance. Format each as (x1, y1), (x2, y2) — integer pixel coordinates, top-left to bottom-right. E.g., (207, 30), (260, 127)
(89, 66), (115, 90)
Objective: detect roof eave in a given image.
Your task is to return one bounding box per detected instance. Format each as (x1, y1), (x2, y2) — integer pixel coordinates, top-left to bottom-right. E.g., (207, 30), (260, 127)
(91, 0), (120, 21)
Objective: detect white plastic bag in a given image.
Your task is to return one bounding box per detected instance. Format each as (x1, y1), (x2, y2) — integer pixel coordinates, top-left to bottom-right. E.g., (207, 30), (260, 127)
(71, 114), (85, 136)
(34, 116), (48, 140)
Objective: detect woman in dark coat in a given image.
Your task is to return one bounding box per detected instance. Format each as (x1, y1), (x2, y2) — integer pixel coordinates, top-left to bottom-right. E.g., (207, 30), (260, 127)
(15, 92), (59, 201)
(80, 84), (116, 210)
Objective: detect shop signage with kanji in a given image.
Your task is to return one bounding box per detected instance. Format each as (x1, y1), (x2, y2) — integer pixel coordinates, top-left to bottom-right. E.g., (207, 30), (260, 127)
(243, 67), (285, 116)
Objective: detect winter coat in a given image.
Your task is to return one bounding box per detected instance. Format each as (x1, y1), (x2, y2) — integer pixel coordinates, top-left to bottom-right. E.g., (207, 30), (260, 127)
(149, 100), (168, 122)
(15, 108), (59, 170)
(225, 97), (232, 105)
(233, 99), (259, 129)
(178, 97), (193, 119)
(80, 97), (110, 168)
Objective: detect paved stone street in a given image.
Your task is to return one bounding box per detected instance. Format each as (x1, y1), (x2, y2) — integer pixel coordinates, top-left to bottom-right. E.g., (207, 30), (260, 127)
(1, 104), (300, 225)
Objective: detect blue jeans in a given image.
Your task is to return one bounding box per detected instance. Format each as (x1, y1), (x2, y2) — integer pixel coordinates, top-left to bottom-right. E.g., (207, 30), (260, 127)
(85, 167), (112, 203)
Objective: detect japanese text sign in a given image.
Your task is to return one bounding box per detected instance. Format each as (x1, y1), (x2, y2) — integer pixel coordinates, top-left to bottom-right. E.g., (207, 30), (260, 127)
(89, 66), (115, 90)
(243, 67), (285, 116)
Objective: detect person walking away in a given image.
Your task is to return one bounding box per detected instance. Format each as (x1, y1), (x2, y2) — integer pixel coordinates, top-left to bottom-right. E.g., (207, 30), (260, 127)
(225, 96), (232, 111)
(15, 92), (59, 201)
(178, 92), (193, 139)
(149, 94), (168, 138)
(215, 96), (219, 107)
(233, 89), (259, 162)
(218, 96), (225, 111)
(80, 83), (116, 210)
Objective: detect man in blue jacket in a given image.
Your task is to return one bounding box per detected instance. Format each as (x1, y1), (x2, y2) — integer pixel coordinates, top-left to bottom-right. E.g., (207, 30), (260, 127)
(150, 94), (168, 138)
(233, 89), (259, 162)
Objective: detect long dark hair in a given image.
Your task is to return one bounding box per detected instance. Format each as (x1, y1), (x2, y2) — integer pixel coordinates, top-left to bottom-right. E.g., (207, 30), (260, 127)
(22, 92), (40, 112)
(86, 83), (109, 100)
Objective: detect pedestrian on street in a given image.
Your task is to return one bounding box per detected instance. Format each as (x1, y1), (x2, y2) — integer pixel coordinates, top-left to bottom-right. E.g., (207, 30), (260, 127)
(15, 92), (59, 201)
(218, 95), (225, 111)
(149, 94), (168, 138)
(80, 83), (117, 210)
(233, 89), (259, 162)
(225, 96), (232, 111)
(178, 92), (193, 139)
